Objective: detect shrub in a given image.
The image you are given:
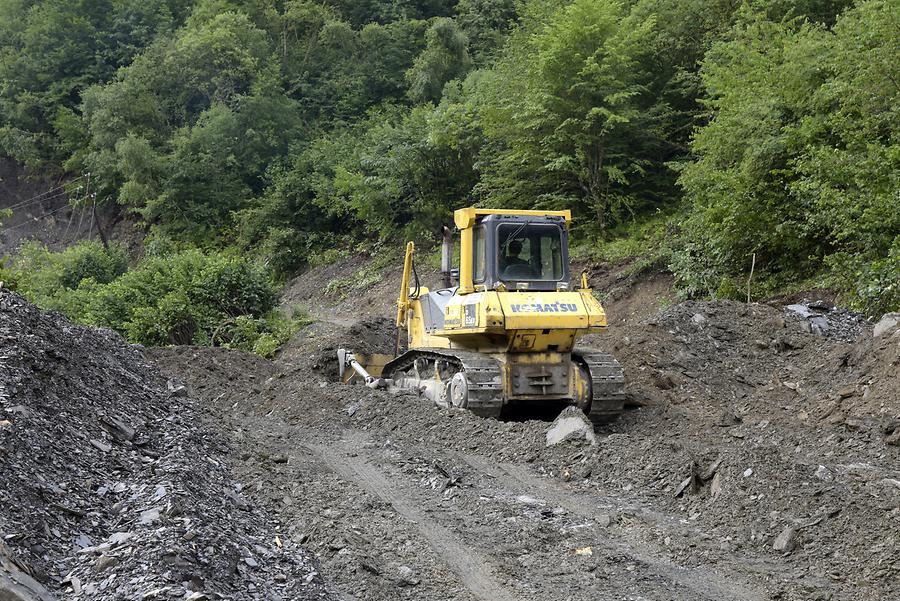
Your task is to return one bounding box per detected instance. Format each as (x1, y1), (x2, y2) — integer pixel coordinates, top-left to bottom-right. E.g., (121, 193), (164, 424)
(10, 246), (300, 356)
(11, 241), (128, 298)
(848, 240), (900, 319)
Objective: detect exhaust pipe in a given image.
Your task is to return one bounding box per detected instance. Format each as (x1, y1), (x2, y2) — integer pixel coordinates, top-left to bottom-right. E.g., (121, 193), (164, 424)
(440, 225), (453, 289)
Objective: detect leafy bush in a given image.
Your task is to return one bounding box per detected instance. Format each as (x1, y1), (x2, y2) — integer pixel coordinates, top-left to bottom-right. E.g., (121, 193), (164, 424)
(675, 1), (899, 306)
(8, 246), (302, 355)
(847, 240), (900, 319)
(8, 241), (128, 303)
(220, 307), (312, 358)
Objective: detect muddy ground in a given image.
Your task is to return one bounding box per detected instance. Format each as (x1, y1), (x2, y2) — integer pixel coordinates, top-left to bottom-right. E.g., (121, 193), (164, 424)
(146, 258), (900, 601)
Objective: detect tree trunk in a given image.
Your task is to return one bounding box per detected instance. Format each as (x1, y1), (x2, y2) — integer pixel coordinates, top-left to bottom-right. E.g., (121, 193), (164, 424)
(582, 140), (607, 233)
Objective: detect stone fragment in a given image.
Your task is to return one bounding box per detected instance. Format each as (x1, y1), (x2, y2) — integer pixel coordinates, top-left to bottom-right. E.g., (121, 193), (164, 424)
(815, 465), (834, 482)
(874, 313), (900, 337)
(675, 476), (694, 498)
(139, 508), (161, 525)
(90, 439), (112, 453)
(94, 554), (120, 572)
(545, 407), (597, 447)
(166, 379), (187, 397)
(395, 565), (419, 586)
(709, 472), (724, 498)
(100, 416), (135, 441)
(836, 386), (857, 399)
(0, 541), (56, 601)
(773, 527), (797, 553)
(700, 459), (722, 481)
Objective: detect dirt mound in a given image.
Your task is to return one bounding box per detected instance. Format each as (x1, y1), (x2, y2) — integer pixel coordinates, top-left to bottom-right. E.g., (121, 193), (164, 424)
(145, 277), (900, 601)
(276, 317), (399, 383)
(0, 291), (332, 600)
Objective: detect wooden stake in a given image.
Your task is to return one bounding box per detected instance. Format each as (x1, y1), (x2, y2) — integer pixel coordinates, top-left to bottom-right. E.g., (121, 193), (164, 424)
(747, 253), (756, 303)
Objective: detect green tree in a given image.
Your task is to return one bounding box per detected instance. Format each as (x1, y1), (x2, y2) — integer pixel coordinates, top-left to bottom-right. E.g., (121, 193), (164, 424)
(476, 0), (658, 232)
(0, 0), (179, 165)
(406, 18), (471, 104)
(455, 0), (517, 64)
(675, 0), (899, 302)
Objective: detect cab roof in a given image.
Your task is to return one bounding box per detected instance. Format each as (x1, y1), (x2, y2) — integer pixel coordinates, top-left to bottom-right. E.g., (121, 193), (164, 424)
(454, 207), (572, 230)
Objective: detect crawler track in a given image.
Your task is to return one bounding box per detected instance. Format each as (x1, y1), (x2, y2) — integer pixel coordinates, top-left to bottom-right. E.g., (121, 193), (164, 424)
(573, 349), (627, 423)
(384, 348), (627, 422)
(382, 349), (505, 418)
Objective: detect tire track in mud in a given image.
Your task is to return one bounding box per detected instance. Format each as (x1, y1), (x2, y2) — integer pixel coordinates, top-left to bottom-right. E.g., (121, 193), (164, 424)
(310, 430), (778, 601)
(461, 454), (772, 601)
(307, 439), (521, 601)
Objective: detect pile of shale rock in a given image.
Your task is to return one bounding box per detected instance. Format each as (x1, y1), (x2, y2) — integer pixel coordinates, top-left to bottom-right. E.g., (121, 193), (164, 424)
(0, 290), (333, 601)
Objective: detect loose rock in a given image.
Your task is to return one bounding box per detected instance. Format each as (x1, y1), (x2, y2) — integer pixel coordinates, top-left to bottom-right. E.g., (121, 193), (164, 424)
(773, 527), (798, 553)
(545, 407), (597, 447)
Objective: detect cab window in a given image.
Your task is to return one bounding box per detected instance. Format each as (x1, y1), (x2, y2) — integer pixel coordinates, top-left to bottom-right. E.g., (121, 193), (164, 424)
(473, 226), (486, 282)
(497, 223), (563, 282)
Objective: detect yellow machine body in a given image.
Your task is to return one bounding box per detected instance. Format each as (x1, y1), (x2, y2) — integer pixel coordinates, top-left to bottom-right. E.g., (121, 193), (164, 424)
(384, 207), (623, 417)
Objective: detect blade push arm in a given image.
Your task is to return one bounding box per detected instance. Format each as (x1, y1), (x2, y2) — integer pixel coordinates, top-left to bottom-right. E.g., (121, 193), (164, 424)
(396, 241), (415, 327)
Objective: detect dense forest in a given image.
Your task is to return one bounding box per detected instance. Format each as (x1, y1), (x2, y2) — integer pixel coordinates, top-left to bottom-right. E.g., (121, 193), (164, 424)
(0, 0), (897, 352)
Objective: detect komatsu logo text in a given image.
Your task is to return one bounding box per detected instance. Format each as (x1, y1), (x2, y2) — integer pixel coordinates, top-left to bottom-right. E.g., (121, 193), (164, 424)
(510, 302), (578, 313)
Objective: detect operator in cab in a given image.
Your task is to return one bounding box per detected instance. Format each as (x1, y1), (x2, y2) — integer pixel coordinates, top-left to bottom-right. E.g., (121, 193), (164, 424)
(502, 239), (527, 268)
(500, 237), (537, 280)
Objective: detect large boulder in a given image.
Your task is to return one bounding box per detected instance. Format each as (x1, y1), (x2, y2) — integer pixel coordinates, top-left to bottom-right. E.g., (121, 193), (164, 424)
(874, 313), (900, 338)
(546, 406), (598, 447)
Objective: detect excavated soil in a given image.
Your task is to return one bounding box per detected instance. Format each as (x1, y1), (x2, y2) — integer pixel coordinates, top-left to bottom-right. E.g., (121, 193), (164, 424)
(147, 268), (900, 601)
(4, 249), (900, 601)
(0, 290), (332, 600)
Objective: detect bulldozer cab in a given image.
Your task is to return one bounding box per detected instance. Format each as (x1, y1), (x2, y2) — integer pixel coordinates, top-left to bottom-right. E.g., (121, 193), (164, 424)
(453, 208), (572, 294)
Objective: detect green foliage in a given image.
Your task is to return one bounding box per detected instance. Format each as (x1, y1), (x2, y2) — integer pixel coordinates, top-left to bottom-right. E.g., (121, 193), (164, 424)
(7, 245), (294, 354)
(10, 241), (128, 300)
(220, 306), (312, 357)
(843, 239), (900, 319)
(455, 0), (517, 64)
(308, 248), (349, 268)
(571, 210), (674, 265)
(2, 0), (897, 316)
(474, 0), (666, 231)
(674, 0), (899, 308)
(0, 0), (178, 165)
(406, 18), (471, 104)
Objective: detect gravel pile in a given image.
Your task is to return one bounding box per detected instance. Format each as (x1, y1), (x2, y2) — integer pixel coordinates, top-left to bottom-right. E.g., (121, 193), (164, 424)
(783, 299), (869, 342)
(0, 290), (333, 601)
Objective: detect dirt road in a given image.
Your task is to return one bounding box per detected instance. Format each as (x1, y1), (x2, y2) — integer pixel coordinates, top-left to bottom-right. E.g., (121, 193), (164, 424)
(151, 353), (770, 601)
(149, 294), (900, 601)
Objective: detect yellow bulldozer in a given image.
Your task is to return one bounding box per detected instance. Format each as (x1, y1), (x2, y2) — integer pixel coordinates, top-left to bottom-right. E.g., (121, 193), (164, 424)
(338, 207), (626, 422)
